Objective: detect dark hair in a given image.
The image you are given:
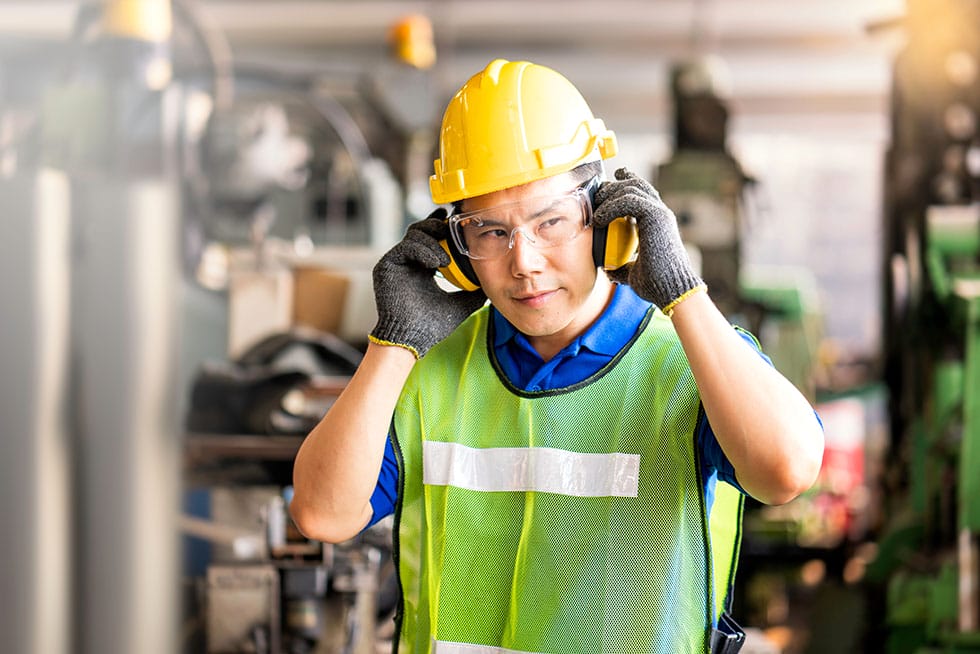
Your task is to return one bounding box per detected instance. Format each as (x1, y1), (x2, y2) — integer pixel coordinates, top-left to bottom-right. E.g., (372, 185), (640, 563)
(569, 160), (604, 184)
(450, 160), (605, 214)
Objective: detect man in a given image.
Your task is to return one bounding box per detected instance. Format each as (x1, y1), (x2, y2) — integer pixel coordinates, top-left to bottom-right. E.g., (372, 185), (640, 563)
(291, 59), (824, 654)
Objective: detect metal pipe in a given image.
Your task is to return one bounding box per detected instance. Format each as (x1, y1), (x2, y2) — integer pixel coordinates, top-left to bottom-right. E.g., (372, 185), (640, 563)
(0, 169), (72, 654)
(72, 178), (181, 654)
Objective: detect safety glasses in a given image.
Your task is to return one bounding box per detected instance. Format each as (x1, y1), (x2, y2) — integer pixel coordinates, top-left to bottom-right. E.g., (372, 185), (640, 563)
(448, 177), (599, 261)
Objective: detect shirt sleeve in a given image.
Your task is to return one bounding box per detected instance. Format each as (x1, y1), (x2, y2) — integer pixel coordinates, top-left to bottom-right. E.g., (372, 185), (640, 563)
(365, 435), (399, 528)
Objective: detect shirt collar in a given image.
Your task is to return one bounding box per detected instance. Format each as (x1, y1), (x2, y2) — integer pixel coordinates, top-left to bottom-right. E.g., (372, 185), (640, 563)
(490, 283), (651, 357)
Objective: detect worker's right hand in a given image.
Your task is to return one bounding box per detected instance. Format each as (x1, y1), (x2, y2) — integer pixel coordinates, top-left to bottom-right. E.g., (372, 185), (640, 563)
(369, 208), (487, 358)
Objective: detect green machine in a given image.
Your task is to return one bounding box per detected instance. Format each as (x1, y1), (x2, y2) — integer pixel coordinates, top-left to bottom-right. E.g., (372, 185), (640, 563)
(656, 56), (821, 400)
(874, 1), (980, 651)
(656, 56), (752, 320)
(878, 204), (980, 653)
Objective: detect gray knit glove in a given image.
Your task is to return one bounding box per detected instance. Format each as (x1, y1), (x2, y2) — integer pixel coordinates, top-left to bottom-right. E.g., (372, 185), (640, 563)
(369, 208), (487, 358)
(592, 168), (704, 313)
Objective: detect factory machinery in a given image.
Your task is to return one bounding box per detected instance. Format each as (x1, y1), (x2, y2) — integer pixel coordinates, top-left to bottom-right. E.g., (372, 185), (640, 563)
(1, 2), (430, 653)
(5, 1), (979, 653)
(874, 0), (980, 651)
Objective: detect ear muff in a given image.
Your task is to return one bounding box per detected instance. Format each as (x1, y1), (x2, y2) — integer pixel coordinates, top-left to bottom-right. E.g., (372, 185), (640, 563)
(438, 238), (481, 291)
(591, 217), (639, 271)
(583, 174), (638, 271)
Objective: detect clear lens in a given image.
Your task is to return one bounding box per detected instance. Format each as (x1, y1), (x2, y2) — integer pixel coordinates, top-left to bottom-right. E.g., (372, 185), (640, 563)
(450, 189), (591, 260)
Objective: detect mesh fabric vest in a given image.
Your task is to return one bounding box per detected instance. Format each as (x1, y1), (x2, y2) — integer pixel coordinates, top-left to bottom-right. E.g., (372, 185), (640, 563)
(392, 306), (740, 654)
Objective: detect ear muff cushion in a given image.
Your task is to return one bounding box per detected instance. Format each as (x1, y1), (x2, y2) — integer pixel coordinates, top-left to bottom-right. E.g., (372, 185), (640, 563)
(592, 223), (609, 268)
(439, 235), (481, 290)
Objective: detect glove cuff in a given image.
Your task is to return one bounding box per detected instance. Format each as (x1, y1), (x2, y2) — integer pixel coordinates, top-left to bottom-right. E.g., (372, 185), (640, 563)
(367, 334), (421, 359)
(650, 263), (703, 312)
(661, 282), (708, 316)
(370, 317), (432, 359)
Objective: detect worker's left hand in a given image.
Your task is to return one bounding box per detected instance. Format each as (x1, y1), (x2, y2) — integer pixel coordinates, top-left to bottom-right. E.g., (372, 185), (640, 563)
(592, 167), (703, 312)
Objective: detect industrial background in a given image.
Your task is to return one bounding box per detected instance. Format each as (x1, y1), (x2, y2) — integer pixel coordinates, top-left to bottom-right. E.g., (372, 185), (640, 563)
(1, 0), (978, 652)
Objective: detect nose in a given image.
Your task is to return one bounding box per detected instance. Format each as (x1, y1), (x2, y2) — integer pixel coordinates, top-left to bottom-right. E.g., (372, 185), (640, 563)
(506, 225), (538, 250)
(508, 228), (544, 276)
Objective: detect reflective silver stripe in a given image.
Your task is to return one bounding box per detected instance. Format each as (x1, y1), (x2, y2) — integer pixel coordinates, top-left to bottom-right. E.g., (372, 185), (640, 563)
(422, 441), (640, 497)
(432, 639), (543, 654)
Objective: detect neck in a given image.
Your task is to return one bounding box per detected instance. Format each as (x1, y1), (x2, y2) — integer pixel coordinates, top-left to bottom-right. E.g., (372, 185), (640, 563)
(528, 273), (615, 362)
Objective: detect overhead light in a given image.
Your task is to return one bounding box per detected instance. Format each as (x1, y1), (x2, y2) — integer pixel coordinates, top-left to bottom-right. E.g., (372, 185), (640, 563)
(966, 144), (980, 178)
(944, 102), (976, 141)
(945, 50), (977, 87)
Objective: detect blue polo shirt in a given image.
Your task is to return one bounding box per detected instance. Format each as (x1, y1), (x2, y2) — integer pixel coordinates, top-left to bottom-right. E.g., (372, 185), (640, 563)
(365, 283), (759, 529)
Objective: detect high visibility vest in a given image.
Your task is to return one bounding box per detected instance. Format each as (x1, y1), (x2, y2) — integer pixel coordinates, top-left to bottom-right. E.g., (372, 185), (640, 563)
(392, 306), (742, 654)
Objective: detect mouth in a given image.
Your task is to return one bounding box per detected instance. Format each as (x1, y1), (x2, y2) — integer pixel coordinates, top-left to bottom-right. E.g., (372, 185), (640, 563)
(512, 289), (557, 308)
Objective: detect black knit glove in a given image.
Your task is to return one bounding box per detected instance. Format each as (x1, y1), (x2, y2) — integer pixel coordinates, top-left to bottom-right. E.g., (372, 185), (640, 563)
(369, 208), (487, 358)
(592, 168), (704, 313)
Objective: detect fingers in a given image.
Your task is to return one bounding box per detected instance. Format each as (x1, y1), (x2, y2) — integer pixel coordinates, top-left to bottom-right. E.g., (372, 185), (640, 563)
(613, 167), (655, 190)
(592, 189), (660, 228)
(594, 168), (661, 207)
(378, 231), (449, 273)
(384, 208), (451, 270)
(407, 207), (450, 240)
(604, 264), (632, 286)
(399, 230), (451, 269)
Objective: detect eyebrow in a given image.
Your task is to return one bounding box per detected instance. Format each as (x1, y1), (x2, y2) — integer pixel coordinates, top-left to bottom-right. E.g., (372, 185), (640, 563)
(527, 196), (568, 222)
(462, 189), (575, 226)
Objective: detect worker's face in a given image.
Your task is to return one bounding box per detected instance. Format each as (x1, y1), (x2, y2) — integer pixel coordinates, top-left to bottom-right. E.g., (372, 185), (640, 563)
(463, 172), (613, 359)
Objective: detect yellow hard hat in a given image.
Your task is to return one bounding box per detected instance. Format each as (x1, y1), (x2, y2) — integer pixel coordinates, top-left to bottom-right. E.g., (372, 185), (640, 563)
(430, 59), (618, 204)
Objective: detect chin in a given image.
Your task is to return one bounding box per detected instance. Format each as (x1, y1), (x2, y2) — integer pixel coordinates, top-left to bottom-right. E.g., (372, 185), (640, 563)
(514, 315), (568, 338)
